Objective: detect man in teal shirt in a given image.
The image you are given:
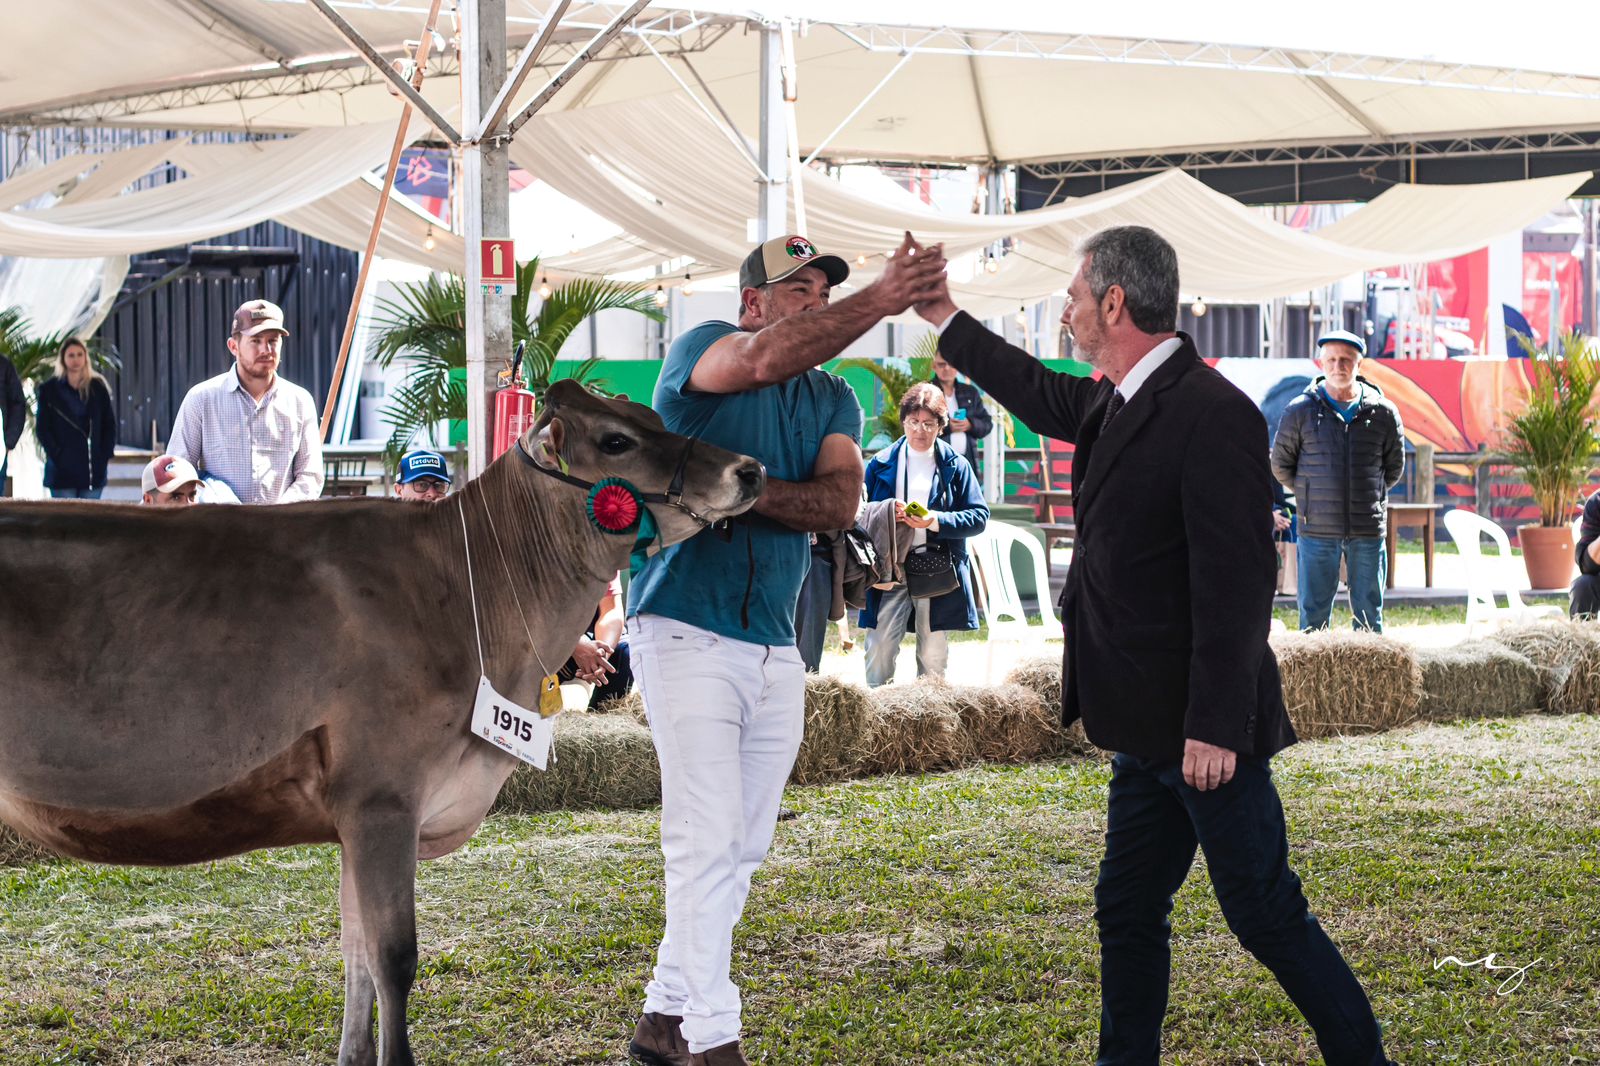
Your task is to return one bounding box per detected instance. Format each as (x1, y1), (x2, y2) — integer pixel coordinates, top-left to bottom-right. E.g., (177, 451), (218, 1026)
(627, 232), (948, 1066)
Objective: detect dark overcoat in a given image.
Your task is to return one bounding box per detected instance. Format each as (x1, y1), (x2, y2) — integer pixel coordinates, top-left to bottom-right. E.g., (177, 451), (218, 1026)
(938, 313), (1295, 761)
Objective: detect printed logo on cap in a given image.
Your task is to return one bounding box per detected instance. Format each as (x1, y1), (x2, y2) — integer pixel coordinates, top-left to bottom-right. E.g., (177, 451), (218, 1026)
(410, 455), (442, 470)
(785, 236), (817, 260)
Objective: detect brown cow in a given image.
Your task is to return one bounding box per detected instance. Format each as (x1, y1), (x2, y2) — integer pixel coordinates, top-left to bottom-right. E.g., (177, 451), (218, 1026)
(0, 380), (764, 1066)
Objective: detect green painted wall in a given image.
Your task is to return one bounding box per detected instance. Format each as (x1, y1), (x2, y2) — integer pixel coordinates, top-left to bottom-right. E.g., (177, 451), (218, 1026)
(447, 356), (1094, 456)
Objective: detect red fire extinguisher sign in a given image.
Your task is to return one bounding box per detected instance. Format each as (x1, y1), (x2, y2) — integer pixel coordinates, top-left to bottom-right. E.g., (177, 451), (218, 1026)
(480, 238), (515, 296)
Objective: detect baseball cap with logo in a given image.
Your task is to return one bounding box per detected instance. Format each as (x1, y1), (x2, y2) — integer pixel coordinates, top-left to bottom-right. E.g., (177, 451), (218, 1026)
(738, 234), (850, 291)
(1315, 328), (1367, 358)
(141, 454), (202, 495)
(398, 448), (451, 485)
(231, 299), (290, 338)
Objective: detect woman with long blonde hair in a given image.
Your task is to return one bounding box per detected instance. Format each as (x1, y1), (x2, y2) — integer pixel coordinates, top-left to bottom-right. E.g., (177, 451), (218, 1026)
(36, 336), (118, 499)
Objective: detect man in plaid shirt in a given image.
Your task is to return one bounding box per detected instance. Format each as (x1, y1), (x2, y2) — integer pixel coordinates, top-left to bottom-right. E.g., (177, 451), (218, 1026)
(167, 299), (324, 504)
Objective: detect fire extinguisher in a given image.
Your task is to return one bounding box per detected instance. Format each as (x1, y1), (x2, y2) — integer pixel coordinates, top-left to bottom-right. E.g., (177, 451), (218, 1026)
(492, 340), (537, 459)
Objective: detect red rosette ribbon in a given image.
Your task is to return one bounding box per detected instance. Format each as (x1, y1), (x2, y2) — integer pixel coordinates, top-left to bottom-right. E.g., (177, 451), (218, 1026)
(587, 479), (642, 534)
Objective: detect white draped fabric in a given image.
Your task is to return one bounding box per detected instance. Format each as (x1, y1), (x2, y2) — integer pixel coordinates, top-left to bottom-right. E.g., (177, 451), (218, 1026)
(0, 94), (1589, 312)
(517, 97), (1591, 312)
(0, 123), (413, 257)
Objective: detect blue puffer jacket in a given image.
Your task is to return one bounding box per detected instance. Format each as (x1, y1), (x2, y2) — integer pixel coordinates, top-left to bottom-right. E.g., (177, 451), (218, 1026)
(859, 437), (989, 631)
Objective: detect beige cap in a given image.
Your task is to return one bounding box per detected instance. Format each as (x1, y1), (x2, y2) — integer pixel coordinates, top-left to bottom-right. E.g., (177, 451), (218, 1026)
(738, 235), (850, 290)
(231, 299), (289, 338)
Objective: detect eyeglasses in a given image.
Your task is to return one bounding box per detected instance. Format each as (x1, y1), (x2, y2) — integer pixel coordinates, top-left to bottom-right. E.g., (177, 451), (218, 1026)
(403, 481), (450, 498)
(904, 419), (942, 433)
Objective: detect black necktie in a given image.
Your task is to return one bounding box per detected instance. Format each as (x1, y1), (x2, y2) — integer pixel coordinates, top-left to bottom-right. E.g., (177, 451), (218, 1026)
(1100, 391), (1125, 432)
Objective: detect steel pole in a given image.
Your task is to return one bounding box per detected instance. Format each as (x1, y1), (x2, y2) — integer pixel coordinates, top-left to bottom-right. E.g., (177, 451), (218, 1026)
(461, 0), (512, 478)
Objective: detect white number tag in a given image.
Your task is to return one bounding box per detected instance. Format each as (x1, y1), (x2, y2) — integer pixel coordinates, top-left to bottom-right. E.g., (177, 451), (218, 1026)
(470, 675), (556, 769)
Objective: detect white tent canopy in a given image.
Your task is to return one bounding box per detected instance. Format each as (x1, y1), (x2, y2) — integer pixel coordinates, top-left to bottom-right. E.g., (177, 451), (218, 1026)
(7, 3), (1600, 166)
(519, 97), (1592, 310)
(2, 93), (1587, 313)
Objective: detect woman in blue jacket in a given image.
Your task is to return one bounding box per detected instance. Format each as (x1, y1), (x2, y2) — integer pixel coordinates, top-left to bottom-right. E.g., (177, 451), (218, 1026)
(861, 382), (989, 686)
(36, 337), (118, 499)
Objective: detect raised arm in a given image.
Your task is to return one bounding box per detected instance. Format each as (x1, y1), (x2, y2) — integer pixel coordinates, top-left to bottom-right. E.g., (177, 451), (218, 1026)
(921, 307), (1098, 445)
(689, 233), (948, 395)
(752, 434), (864, 533)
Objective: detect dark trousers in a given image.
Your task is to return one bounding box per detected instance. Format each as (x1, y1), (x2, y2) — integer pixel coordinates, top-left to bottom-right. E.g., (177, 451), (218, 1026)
(1571, 573), (1600, 618)
(1095, 753), (1392, 1066)
(794, 549), (835, 673)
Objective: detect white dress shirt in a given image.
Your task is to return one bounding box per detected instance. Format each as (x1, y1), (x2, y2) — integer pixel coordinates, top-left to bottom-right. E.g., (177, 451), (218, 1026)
(167, 364), (324, 504)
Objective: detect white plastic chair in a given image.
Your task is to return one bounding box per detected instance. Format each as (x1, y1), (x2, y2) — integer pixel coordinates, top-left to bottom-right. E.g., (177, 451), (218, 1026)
(1442, 508), (1565, 637)
(968, 520), (1064, 682)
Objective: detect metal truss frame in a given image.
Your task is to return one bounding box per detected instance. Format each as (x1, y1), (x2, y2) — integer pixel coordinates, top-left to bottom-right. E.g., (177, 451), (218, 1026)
(1020, 128), (1600, 182)
(825, 23), (1600, 102)
(0, 11), (734, 130)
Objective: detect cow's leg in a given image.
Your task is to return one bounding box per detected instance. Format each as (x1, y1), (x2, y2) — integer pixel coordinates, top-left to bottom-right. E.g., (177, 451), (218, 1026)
(338, 847), (378, 1066)
(342, 807), (421, 1066)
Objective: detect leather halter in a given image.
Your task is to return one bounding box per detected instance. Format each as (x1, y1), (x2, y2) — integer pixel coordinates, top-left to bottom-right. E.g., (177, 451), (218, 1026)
(512, 435), (714, 529)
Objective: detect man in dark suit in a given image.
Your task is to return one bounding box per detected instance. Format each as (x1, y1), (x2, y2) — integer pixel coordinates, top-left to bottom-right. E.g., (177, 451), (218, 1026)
(914, 225), (1393, 1066)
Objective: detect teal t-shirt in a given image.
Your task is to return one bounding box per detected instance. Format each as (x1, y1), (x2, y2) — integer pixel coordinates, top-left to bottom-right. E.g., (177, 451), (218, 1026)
(627, 321), (862, 645)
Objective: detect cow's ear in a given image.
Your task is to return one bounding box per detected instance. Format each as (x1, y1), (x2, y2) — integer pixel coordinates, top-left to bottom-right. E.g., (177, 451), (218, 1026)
(533, 416), (566, 471)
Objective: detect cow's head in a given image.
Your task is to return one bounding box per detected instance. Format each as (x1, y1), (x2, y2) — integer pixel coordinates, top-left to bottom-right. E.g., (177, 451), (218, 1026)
(523, 379), (765, 546)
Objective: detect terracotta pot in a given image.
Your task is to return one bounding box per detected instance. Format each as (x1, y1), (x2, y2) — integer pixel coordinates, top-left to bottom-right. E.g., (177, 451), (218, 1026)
(1519, 524), (1576, 591)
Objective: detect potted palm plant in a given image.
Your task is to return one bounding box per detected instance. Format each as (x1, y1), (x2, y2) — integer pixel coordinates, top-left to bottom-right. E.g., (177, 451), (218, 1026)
(1499, 330), (1600, 590)
(369, 257), (662, 459)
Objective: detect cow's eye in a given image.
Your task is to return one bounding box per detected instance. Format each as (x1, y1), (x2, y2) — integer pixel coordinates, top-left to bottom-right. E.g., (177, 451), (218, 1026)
(599, 434), (634, 455)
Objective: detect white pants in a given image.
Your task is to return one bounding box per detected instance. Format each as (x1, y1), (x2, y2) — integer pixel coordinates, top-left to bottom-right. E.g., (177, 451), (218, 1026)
(632, 613), (806, 1053)
(863, 586), (950, 687)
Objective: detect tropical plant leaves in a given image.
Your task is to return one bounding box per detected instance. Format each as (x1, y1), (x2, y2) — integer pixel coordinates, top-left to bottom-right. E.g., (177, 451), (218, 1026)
(1499, 330), (1600, 526)
(369, 256), (660, 459)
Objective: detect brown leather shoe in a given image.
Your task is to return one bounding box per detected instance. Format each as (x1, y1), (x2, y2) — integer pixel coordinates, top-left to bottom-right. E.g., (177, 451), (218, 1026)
(688, 1041), (750, 1065)
(629, 1012), (691, 1066)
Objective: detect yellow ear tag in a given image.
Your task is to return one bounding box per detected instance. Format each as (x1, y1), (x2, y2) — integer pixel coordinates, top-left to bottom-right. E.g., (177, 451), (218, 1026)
(538, 674), (563, 718)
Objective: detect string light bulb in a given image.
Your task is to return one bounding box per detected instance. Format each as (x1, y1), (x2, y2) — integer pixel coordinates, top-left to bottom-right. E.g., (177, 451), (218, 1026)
(1190, 297), (1207, 317)
(681, 273), (695, 297)
(653, 285), (668, 308)
(855, 253), (867, 266)
(537, 275), (552, 300)
(984, 255), (1001, 275)
(423, 226), (435, 252)
(1014, 305), (1028, 328)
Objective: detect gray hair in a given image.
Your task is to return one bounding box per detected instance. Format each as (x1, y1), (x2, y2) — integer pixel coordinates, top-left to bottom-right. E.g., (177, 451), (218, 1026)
(1079, 226), (1179, 335)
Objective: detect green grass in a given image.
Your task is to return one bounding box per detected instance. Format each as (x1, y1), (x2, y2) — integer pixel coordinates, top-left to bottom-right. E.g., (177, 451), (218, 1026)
(2, 716), (1598, 1063)
(1269, 596), (1567, 631)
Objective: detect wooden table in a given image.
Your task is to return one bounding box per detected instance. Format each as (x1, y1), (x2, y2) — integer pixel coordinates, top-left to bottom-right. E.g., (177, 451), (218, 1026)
(1386, 503), (1442, 588)
(1034, 489), (1074, 523)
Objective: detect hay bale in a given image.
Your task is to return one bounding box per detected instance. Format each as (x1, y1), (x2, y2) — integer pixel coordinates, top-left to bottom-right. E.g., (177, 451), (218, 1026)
(856, 680), (976, 776)
(491, 713), (660, 814)
(1485, 619), (1600, 714)
(943, 682), (1061, 763)
(1270, 629), (1423, 739)
(790, 675), (873, 785)
(0, 822), (57, 867)
(1004, 655), (1062, 711)
(1415, 641), (1547, 721)
(1001, 656), (1113, 760)
(1551, 633), (1600, 715)
(593, 689), (648, 725)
